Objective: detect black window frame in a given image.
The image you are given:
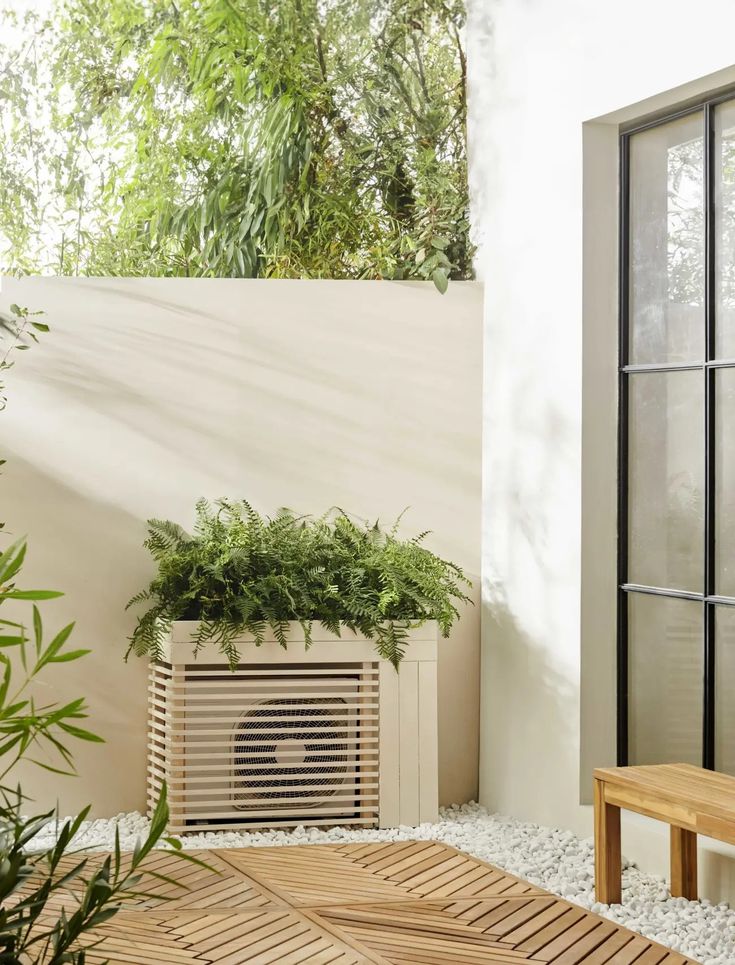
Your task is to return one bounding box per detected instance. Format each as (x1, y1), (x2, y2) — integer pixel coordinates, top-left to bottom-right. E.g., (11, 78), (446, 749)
(618, 88), (735, 769)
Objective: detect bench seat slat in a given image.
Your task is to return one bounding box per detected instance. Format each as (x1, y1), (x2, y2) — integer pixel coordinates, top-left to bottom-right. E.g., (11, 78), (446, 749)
(594, 763), (735, 830)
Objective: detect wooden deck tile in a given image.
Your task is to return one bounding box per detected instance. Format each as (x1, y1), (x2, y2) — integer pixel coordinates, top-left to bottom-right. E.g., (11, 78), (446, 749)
(83, 909), (366, 965)
(35, 840), (697, 964)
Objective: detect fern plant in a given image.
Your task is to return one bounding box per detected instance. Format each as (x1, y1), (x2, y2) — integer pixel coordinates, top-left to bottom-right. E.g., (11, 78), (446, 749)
(127, 500), (471, 668)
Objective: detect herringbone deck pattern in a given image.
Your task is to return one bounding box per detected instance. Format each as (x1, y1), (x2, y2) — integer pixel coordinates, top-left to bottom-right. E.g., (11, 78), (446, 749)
(49, 842), (698, 963)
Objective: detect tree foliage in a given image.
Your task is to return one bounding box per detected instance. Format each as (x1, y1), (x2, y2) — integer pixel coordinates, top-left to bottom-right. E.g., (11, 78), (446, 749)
(0, 304), (48, 415)
(0, 0), (472, 290)
(127, 498), (472, 669)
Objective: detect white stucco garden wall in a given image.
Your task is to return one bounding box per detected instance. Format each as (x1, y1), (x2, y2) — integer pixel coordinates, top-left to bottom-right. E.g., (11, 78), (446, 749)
(0, 278), (482, 817)
(468, 0), (735, 902)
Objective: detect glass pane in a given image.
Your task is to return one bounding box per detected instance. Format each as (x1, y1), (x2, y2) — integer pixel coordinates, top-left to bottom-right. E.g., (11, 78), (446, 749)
(628, 371), (704, 591)
(628, 593), (702, 765)
(716, 607), (735, 775)
(629, 114), (704, 364)
(715, 368), (735, 595)
(716, 100), (735, 359)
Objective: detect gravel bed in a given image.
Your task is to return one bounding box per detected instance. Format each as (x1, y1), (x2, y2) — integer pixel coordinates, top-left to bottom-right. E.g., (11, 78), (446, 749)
(30, 803), (735, 964)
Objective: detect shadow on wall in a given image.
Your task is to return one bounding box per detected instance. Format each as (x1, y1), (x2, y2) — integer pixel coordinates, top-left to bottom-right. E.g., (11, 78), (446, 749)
(1, 279), (480, 558)
(2, 453), (150, 817)
(4, 445), (482, 815)
(480, 585), (581, 830)
(0, 278), (484, 815)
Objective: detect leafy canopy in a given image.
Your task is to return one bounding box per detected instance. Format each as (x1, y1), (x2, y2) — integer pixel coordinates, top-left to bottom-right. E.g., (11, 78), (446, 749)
(0, 0), (471, 291)
(127, 499), (472, 668)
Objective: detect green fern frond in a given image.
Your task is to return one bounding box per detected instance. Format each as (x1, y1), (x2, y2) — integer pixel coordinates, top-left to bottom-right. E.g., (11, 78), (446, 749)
(127, 500), (471, 668)
(144, 518), (191, 555)
(300, 619), (313, 649)
(272, 620), (289, 649)
(125, 589), (151, 610)
(374, 621), (408, 670)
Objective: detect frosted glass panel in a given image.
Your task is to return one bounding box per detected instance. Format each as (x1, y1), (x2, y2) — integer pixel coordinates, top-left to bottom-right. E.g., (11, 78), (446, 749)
(628, 371), (704, 591)
(629, 594), (702, 765)
(716, 100), (735, 359)
(716, 607), (735, 775)
(716, 368), (735, 596)
(629, 114), (704, 364)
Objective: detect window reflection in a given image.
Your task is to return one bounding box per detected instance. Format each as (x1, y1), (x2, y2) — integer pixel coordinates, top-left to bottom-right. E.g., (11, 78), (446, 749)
(716, 608), (735, 775)
(630, 114), (704, 364)
(716, 102), (735, 358)
(629, 594), (702, 765)
(628, 370), (704, 592)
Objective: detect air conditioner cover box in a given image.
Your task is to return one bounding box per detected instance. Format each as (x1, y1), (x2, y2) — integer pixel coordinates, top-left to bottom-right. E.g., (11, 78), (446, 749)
(148, 622), (438, 833)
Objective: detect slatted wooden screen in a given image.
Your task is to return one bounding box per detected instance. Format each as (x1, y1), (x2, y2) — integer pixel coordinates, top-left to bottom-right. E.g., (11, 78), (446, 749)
(149, 661), (380, 833)
(148, 624), (439, 833)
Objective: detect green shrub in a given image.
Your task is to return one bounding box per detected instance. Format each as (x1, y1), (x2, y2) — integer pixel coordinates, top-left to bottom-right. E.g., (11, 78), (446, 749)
(127, 499), (471, 668)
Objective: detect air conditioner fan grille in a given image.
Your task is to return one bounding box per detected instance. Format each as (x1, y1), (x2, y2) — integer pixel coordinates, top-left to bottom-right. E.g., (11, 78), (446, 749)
(234, 697), (350, 804)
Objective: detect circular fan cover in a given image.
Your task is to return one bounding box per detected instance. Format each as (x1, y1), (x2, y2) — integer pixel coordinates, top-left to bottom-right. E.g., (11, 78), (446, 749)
(234, 697), (349, 807)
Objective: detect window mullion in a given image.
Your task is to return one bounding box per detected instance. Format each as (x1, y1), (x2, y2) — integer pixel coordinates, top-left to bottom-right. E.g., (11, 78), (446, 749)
(704, 101), (716, 770)
(617, 132), (631, 766)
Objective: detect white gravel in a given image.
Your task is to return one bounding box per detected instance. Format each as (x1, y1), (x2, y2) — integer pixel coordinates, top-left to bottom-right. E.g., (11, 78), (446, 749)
(30, 802), (735, 964)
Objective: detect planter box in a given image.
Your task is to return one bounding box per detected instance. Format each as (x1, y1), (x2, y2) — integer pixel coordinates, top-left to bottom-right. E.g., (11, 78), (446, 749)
(148, 621), (439, 834)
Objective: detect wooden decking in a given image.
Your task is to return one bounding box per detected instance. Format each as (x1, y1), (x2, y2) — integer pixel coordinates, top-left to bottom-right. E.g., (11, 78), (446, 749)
(55, 841), (696, 964)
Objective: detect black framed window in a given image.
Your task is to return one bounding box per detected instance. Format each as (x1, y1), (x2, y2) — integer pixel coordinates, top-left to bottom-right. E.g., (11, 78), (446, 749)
(619, 92), (735, 773)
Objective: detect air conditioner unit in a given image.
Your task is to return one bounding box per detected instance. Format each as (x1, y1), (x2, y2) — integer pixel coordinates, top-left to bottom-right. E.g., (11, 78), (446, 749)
(148, 622), (438, 833)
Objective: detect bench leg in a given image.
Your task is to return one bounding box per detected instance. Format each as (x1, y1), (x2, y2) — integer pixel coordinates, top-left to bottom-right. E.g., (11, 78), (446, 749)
(670, 826), (697, 900)
(594, 777), (622, 904)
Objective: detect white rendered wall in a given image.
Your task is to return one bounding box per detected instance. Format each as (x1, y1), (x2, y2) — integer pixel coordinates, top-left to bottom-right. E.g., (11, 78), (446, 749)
(469, 0), (735, 901)
(0, 278), (482, 817)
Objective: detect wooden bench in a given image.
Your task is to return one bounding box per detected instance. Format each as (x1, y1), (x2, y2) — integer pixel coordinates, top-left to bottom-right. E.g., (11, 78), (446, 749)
(594, 763), (735, 904)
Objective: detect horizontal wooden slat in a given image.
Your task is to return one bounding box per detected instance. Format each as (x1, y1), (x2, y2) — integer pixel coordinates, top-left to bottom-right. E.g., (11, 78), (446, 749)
(161, 772), (378, 786)
(151, 711), (379, 723)
(149, 671), (377, 682)
(155, 725), (379, 738)
(172, 816), (380, 831)
(169, 793), (381, 809)
(153, 804), (380, 820)
(169, 700), (379, 709)
(165, 739), (379, 751)
(171, 668), (380, 678)
(169, 690), (376, 701)
(167, 753), (376, 764)
(156, 760), (379, 787)
(168, 774), (378, 804)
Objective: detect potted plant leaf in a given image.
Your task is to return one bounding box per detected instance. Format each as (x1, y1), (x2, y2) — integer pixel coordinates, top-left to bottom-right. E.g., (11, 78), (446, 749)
(126, 498), (471, 670)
